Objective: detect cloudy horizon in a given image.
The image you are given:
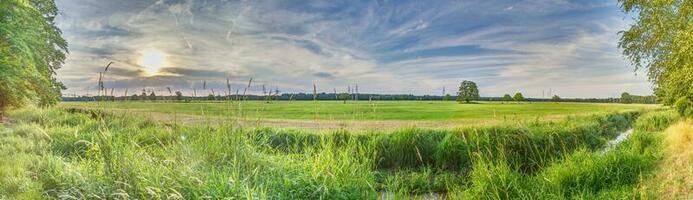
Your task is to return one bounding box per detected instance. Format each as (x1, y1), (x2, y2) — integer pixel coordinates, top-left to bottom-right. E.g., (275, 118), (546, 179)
(55, 0), (652, 98)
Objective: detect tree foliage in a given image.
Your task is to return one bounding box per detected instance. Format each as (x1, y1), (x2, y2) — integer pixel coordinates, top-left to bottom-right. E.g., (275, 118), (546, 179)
(337, 93), (350, 103)
(618, 0), (692, 112)
(551, 95), (561, 102)
(456, 80), (479, 103)
(0, 0), (67, 116)
(502, 94), (513, 101)
(443, 94), (452, 101)
(620, 92), (657, 104)
(513, 93), (524, 102)
(674, 96), (693, 116)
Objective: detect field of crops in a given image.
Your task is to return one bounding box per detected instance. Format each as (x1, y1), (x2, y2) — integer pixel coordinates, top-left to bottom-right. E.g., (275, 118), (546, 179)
(61, 101), (660, 130)
(1, 104), (689, 199)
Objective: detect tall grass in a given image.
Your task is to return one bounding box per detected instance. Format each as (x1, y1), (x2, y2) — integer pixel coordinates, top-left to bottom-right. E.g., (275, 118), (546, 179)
(448, 109), (680, 199)
(645, 119), (693, 199)
(0, 107), (683, 199)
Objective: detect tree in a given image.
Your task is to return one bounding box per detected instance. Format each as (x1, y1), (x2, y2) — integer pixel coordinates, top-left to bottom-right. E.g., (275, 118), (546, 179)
(551, 95), (561, 102)
(338, 93), (350, 104)
(618, 0), (692, 115)
(443, 94), (452, 101)
(513, 92), (524, 102)
(456, 80), (479, 103)
(674, 97), (693, 116)
(207, 94), (216, 101)
(620, 92), (632, 104)
(175, 91), (183, 101)
(140, 90), (147, 100)
(0, 0), (68, 119)
(149, 92), (156, 101)
(502, 94), (513, 101)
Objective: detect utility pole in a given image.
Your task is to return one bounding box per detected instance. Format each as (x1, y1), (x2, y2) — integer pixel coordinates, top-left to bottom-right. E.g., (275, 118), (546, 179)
(355, 84), (359, 101)
(226, 78), (231, 101)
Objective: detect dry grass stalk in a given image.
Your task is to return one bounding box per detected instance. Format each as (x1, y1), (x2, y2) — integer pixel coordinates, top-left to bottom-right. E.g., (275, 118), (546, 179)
(241, 78), (253, 101)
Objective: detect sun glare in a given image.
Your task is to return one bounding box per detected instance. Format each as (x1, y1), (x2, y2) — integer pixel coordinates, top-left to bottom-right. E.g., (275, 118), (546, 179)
(138, 49), (166, 76)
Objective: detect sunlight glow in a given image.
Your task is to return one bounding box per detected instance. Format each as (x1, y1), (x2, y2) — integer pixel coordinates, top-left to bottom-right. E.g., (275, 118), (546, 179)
(138, 49), (167, 76)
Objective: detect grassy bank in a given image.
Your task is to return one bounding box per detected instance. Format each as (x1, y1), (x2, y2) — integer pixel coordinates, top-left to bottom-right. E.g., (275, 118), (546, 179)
(0, 108), (687, 199)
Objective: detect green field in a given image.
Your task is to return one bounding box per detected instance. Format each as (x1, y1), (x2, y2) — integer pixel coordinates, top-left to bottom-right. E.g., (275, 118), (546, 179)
(61, 101), (660, 129)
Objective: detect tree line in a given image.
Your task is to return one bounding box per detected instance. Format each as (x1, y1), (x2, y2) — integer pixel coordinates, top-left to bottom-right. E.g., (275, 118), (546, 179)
(62, 91), (658, 104)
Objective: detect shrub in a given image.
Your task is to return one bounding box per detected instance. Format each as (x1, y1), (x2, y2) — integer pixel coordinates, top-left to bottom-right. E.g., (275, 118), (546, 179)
(674, 96), (693, 117)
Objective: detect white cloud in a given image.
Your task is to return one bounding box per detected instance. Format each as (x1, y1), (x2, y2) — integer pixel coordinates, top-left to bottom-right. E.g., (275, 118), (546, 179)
(55, 0), (651, 97)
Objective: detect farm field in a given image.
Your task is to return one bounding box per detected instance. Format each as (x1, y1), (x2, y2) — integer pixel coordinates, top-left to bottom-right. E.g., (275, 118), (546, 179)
(60, 101), (660, 130)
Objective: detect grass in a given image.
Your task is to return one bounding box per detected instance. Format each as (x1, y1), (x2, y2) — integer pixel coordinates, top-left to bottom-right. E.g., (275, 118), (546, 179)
(60, 101), (660, 130)
(2, 105), (687, 199)
(61, 101), (658, 121)
(645, 119), (693, 198)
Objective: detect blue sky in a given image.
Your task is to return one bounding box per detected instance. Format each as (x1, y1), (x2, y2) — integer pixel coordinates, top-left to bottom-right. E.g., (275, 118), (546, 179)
(55, 0), (652, 98)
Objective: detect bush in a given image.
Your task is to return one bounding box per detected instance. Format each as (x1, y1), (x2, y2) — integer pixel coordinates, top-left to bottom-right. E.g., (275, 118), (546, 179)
(674, 96), (693, 117)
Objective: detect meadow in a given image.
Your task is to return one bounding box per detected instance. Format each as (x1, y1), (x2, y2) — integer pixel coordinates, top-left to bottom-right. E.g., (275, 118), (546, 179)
(1, 102), (689, 199)
(60, 101), (659, 129)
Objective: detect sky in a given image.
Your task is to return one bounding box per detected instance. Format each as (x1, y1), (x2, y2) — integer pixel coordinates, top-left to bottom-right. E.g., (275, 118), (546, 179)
(55, 0), (652, 98)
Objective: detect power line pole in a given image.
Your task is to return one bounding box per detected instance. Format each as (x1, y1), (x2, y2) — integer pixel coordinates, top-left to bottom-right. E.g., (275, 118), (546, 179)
(355, 84), (359, 101)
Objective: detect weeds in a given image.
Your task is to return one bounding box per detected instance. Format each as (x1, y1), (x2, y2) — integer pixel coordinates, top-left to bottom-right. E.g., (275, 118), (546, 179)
(0, 108), (685, 199)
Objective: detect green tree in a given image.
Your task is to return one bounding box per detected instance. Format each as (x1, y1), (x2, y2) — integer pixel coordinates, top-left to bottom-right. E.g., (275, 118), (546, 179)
(0, 0), (68, 118)
(618, 0), (692, 115)
(502, 94), (513, 101)
(456, 80), (480, 103)
(551, 95), (561, 102)
(674, 96), (693, 116)
(513, 92), (524, 102)
(338, 93), (350, 104)
(443, 94), (452, 101)
(620, 92), (632, 104)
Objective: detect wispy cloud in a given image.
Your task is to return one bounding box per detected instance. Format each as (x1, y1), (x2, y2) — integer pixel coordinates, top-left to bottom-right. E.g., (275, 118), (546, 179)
(55, 0), (651, 98)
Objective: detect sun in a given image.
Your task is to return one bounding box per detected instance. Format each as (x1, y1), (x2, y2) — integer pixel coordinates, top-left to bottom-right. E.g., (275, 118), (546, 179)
(138, 49), (167, 76)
